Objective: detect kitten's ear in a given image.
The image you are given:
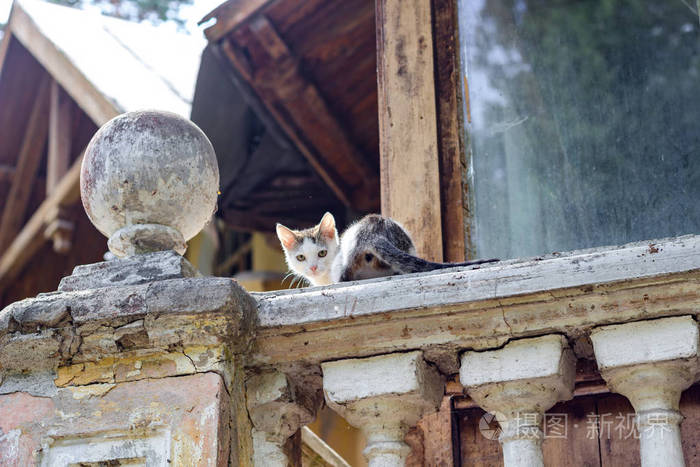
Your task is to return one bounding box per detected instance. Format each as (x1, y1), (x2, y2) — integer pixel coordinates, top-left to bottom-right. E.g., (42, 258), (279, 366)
(276, 224), (297, 250)
(319, 212), (337, 240)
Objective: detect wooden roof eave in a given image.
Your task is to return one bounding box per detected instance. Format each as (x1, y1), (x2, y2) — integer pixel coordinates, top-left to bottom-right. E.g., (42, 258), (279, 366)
(0, 2), (122, 295)
(204, 3), (380, 211)
(5, 2), (121, 126)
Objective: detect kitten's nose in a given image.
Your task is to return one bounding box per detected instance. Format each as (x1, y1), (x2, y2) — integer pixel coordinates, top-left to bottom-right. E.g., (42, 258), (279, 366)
(310, 265), (318, 272)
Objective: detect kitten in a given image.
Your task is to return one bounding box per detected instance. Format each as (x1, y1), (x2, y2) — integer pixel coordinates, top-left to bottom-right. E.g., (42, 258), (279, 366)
(278, 212), (498, 287)
(331, 214), (498, 282)
(276, 212), (339, 287)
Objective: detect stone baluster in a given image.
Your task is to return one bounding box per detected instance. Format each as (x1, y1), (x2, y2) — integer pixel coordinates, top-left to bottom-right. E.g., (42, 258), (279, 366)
(590, 315), (699, 467)
(460, 335), (576, 467)
(246, 370), (323, 467)
(322, 351), (444, 467)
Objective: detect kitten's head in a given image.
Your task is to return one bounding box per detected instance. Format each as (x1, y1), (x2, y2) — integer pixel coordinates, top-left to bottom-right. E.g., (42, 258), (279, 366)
(276, 212), (339, 286)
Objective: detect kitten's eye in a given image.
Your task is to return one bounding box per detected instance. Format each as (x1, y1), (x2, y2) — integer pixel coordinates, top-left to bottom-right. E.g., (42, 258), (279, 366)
(296, 254), (306, 261)
(318, 250), (327, 258)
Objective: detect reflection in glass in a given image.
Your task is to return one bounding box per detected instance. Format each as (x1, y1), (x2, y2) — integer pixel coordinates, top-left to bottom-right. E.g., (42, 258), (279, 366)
(460, 0), (700, 259)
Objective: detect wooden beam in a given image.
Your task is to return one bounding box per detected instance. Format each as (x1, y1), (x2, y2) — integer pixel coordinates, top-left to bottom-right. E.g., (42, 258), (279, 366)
(0, 152), (83, 294)
(376, 0), (443, 261)
(8, 2), (120, 125)
(222, 16), (379, 210)
(200, 0), (273, 42)
(0, 76), (50, 251)
(47, 79), (72, 194)
(432, 0), (469, 262)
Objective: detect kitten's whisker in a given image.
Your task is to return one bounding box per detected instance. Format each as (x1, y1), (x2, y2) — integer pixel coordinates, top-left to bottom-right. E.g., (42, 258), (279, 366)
(281, 271), (296, 286)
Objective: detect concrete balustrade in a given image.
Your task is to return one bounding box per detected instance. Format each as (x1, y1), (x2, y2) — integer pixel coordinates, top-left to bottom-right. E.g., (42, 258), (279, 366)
(460, 335), (576, 467)
(322, 351), (443, 467)
(591, 315), (699, 467)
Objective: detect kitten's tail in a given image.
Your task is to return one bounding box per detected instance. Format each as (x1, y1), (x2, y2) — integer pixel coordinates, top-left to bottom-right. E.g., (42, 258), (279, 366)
(373, 239), (499, 274)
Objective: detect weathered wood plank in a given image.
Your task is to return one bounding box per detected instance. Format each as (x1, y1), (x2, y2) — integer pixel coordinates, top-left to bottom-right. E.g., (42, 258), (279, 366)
(47, 79), (72, 195)
(457, 407), (503, 466)
(0, 76), (50, 251)
(376, 0), (443, 261)
(433, 0), (469, 262)
(251, 236), (700, 367)
(680, 384), (700, 466)
(596, 394), (640, 466)
(542, 397), (601, 466)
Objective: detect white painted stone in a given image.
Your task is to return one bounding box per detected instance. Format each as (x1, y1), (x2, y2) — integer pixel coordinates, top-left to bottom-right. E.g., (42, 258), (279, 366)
(591, 316), (700, 467)
(322, 351), (443, 467)
(80, 110), (219, 257)
(460, 335), (576, 467)
(252, 429), (288, 467)
(591, 315), (699, 370)
(460, 334), (570, 386)
(322, 351), (441, 403)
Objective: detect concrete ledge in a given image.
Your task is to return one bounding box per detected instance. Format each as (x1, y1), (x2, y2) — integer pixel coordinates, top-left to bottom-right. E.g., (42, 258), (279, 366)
(252, 235), (700, 369)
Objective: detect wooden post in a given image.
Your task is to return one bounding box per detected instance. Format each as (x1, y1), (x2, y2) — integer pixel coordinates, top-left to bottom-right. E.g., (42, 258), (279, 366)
(47, 79), (72, 195)
(376, 0), (458, 262)
(432, 0), (470, 262)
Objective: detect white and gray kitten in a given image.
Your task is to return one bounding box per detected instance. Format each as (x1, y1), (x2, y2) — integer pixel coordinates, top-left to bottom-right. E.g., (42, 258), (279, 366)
(276, 212), (339, 287)
(277, 212), (497, 287)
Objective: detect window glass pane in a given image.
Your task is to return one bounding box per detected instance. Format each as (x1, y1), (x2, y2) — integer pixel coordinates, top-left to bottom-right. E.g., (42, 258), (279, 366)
(459, 0), (700, 259)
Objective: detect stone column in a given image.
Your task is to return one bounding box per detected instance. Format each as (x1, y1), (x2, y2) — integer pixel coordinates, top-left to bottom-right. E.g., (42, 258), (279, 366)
(591, 315), (699, 467)
(322, 351), (443, 467)
(246, 370), (322, 467)
(460, 335), (576, 467)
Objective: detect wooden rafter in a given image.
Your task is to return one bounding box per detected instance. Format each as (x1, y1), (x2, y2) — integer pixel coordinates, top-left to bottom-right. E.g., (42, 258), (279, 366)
(221, 15), (379, 210)
(0, 75), (50, 251)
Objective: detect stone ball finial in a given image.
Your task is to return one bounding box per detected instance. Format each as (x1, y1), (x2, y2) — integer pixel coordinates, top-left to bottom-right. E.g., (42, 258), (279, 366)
(80, 110), (219, 258)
